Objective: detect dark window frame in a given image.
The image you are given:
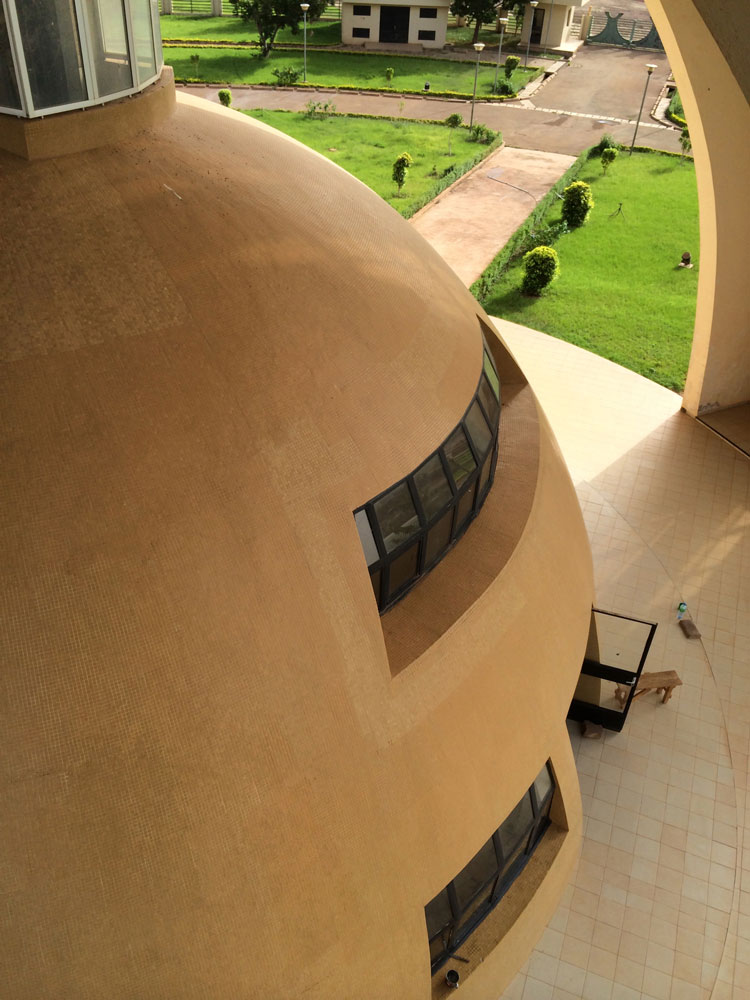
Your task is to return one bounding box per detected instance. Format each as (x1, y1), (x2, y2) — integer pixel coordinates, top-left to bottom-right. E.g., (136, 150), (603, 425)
(354, 329), (501, 613)
(426, 763), (556, 975)
(352, 4), (372, 15)
(352, 26), (370, 38)
(418, 29), (436, 40)
(419, 7), (438, 17)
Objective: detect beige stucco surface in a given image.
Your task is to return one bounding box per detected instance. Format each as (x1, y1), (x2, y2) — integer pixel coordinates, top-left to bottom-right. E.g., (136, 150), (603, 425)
(1, 90), (594, 997)
(648, 0), (750, 414)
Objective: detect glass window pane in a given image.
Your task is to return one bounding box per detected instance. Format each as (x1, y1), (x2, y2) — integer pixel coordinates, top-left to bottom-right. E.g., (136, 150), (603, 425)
(430, 932), (447, 964)
(483, 351), (500, 400)
(533, 764), (554, 809)
(0, 11), (21, 110)
(387, 543), (418, 599)
(425, 509), (453, 566)
(478, 453), (491, 500)
(84, 0), (132, 96)
(443, 427), (476, 489)
(369, 569), (381, 605)
(374, 482), (419, 554)
(17, 0), (87, 109)
(456, 482), (477, 531)
(465, 401), (492, 458)
(498, 793), (534, 859)
(453, 838), (499, 912)
(414, 454), (452, 520)
(131, 0), (156, 84)
(354, 509), (380, 566)
(478, 374), (499, 425)
(425, 887), (452, 938)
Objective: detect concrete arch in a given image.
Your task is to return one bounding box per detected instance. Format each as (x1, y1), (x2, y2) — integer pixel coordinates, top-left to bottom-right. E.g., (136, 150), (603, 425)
(646, 0), (750, 416)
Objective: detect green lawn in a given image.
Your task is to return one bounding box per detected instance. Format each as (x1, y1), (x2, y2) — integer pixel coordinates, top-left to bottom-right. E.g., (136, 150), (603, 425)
(244, 109), (493, 215)
(166, 46), (539, 95)
(160, 13), (342, 46)
(481, 154), (699, 392)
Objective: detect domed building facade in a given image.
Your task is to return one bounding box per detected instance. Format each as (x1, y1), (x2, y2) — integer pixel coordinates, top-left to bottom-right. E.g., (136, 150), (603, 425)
(0, 5), (595, 998)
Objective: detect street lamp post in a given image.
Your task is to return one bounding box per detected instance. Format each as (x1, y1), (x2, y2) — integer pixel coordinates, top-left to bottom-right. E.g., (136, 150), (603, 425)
(629, 63), (657, 155)
(525, 1), (538, 68)
(493, 15), (509, 94)
(470, 41), (485, 126)
(300, 3), (310, 83)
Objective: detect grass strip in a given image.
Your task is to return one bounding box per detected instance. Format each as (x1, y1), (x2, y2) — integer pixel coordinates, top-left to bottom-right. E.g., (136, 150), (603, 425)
(476, 150), (699, 392)
(165, 46), (540, 96)
(243, 108), (500, 217)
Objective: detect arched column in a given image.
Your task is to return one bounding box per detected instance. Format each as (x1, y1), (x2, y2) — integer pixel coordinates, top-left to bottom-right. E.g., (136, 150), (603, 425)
(647, 0), (750, 415)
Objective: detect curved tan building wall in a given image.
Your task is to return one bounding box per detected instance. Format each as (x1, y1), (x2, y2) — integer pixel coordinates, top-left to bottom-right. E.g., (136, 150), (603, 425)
(647, 0), (750, 415)
(1, 90), (593, 997)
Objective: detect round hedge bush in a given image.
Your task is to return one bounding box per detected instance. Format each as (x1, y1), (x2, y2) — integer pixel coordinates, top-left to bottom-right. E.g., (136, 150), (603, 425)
(522, 245), (560, 296)
(562, 180), (594, 227)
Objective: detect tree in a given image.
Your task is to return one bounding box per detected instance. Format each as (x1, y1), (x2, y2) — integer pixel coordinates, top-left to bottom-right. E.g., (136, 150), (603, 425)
(230, 0), (327, 58)
(451, 0), (499, 44)
(504, 54), (520, 81)
(601, 147), (618, 174)
(522, 246), (559, 296)
(445, 112), (463, 155)
(561, 180), (594, 227)
(392, 152), (414, 196)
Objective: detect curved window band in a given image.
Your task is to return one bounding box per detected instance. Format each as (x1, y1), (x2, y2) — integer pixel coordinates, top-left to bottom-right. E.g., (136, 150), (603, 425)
(354, 342), (501, 613)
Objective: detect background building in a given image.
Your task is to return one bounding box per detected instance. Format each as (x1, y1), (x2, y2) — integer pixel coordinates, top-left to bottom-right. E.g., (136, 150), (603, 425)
(341, 0), (451, 49)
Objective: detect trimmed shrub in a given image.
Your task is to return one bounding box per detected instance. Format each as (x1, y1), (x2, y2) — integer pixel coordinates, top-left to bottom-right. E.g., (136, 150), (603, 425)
(589, 132), (619, 159)
(562, 180), (594, 227)
(469, 123), (496, 145)
(444, 112), (463, 128)
(601, 147), (618, 174)
(522, 246), (560, 296)
(504, 54), (520, 80)
(218, 88), (232, 107)
(271, 65), (301, 86)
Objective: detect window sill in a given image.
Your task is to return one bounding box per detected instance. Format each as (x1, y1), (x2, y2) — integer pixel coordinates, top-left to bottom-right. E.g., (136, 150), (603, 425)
(430, 825), (566, 998)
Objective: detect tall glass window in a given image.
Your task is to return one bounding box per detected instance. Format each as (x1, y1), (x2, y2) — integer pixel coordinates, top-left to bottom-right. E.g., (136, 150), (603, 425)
(84, 0), (132, 96)
(131, 0), (156, 84)
(425, 762), (556, 974)
(354, 333), (501, 613)
(16, 0), (87, 110)
(0, 9), (21, 110)
(3, 0), (163, 117)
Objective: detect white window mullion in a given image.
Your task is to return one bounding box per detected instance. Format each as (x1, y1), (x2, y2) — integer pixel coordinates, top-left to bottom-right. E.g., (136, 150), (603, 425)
(122, 0), (137, 87)
(73, 0), (98, 102)
(4, 0), (34, 116)
(150, 0), (162, 75)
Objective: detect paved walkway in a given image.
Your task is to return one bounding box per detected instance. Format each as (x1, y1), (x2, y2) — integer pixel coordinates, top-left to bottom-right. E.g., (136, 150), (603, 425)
(182, 81), (680, 157)
(410, 146), (574, 286)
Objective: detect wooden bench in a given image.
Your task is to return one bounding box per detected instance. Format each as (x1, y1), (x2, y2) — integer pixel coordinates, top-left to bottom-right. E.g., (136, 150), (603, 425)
(615, 670), (682, 708)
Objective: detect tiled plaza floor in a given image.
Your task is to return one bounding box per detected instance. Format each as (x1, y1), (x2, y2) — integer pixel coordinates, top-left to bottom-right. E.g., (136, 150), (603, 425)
(493, 320), (750, 1000)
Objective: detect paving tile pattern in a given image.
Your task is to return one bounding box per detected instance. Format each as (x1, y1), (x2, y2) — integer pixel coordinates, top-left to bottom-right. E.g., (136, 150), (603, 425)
(493, 321), (750, 1000)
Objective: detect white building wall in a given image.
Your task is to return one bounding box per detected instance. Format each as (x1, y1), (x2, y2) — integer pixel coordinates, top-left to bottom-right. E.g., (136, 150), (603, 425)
(341, 2), (449, 49)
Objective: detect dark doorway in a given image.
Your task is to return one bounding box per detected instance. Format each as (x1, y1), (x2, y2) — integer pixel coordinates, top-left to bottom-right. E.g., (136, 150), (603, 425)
(530, 7), (545, 45)
(379, 6), (410, 44)
(567, 609), (657, 732)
